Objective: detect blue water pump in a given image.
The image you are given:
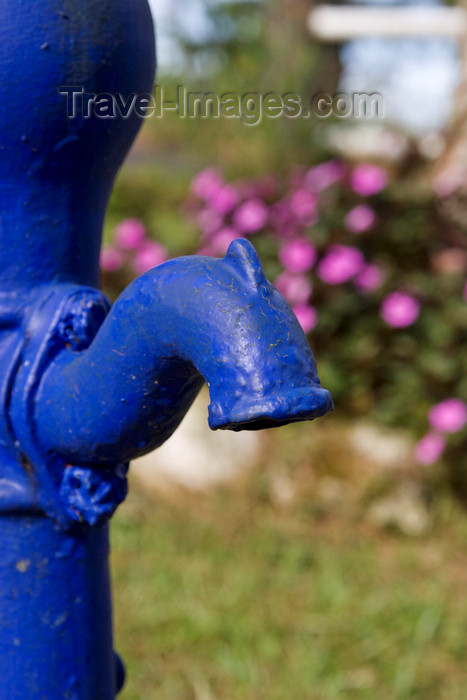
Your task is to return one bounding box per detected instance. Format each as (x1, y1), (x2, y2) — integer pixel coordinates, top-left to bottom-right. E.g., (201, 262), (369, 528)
(0, 1), (333, 697)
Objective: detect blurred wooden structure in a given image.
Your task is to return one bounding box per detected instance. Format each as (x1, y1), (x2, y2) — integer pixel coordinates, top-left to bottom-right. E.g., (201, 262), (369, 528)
(308, 5), (467, 41)
(309, 1), (467, 224)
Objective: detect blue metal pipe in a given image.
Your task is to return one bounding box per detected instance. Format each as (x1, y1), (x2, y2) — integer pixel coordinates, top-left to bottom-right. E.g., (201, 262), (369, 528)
(0, 0), (156, 695)
(0, 0), (333, 696)
(0, 0), (155, 290)
(0, 518), (117, 699)
(33, 239), (333, 467)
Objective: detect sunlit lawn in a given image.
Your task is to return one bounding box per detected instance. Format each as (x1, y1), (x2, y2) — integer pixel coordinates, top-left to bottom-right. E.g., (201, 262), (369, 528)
(111, 467), (467, 700)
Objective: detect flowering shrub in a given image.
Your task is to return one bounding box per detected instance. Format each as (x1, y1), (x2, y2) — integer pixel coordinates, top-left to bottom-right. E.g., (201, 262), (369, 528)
(103, 159), (467, 477)
(380, 292), (420, 329)
(416, 399), (467, 466)
(100, 218), (169, 296)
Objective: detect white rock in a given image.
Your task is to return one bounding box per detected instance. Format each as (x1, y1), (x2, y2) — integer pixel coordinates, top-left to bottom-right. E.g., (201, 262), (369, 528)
(366, 483), (431, 536)
(131, 388), (262, 491)
(350, 422), (414, 469)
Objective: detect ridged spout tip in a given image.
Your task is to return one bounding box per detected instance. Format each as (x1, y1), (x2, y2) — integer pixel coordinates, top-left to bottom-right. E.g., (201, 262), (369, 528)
(208, 386), (334, 432)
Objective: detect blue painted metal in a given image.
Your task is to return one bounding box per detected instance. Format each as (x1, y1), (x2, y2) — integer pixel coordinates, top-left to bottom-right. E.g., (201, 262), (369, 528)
(0, 0), (333, 697)
(34, 240), (334, 471)
(0, 516), (115, 697)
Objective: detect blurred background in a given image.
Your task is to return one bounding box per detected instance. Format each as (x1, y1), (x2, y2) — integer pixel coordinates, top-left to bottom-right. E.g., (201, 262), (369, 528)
(107, 1), (467, 697)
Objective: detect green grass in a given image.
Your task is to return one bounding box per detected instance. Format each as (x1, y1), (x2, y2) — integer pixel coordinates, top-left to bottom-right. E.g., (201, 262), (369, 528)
(111, 479), (467, 700)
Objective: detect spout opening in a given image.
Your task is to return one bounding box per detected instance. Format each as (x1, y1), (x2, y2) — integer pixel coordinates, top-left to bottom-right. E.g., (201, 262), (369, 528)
(222, 416), (309, 432)
(208, 386), (334, 432)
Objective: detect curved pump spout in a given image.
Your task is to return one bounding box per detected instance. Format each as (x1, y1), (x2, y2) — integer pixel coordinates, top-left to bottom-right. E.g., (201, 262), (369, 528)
(35, 239), (333, 465)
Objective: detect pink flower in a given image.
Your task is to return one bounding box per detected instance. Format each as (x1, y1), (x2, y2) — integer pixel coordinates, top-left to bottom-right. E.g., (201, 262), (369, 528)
(233, 199), (268, 234)
(210, 227), (241, 255)
(350, 163), (388, 196)
(114, 218), (146, 250)
(415, 433), (446, 465)
(293, 304), (318, 333)
(289, 166), (307, 189)
(239, 175), (279, 200)
(380, 292), (420, 328)
(197, 208), (223, 236)
(191, 167), (223, 200)
(132, 241), (168, 275)
(289, 190), (318, 223)
(344, 204), (377, 234)
(270, 201), (299, 238)
(429, 399), (467, 434)
(275, 272), (312, 305)
(306, 160), (346, 192)
(100, 246), (124, 273)
(196, 245), (215, 257)
(209, 184), (239, 215)
(354, 264), (385, 293)
(318, 245), (365, 285)
(279, 239), (316, 274)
